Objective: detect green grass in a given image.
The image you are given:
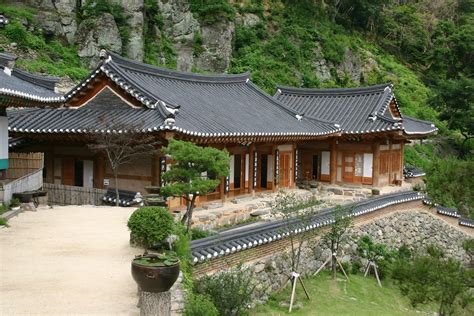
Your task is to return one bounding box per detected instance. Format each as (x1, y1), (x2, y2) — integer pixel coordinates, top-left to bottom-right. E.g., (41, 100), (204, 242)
(251, 271), (436, 316)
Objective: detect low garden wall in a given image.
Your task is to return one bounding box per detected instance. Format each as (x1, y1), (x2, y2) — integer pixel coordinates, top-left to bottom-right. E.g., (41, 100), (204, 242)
(192, 201), (472, 304)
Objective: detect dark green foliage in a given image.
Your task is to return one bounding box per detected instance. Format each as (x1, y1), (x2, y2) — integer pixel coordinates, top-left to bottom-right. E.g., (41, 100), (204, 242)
(188, 0), (236, 25)
(184, 293), (219, 316)
(357, 235), (388, 263)
(9, 198), (20, 208)
(391, 245), (472, 315)
(127, 206), (175, 250)
(190, 227), (212, 240)
(160, 140), (229, 230)
(196, 264), (256, 316)
(430, 76), (474, 147)
(425, 157), (474, 218)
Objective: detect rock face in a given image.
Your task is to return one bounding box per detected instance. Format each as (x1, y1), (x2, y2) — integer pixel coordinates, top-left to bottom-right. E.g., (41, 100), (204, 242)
(158, 0), (200, 72)
(76, 13), (122, 68)
(195, 20), (235, 73)
(112, 0), (144, 61)
(240, 210), (471, 304)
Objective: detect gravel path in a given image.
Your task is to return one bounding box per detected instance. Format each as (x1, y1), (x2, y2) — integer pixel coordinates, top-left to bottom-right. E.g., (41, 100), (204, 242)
(0, 205), (140, 315)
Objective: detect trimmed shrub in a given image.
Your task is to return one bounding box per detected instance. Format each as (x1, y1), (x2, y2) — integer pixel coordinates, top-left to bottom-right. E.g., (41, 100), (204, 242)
(127, 206), (174, 249)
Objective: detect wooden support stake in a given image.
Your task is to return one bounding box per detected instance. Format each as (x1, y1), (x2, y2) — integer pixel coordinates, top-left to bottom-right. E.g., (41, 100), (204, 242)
(335, 256), (349, 281)
(313, 255), (331, 276)
(299, 277), (310, 300)
(289, 274), (298, 313)
(364, 262), (371, 277)
(372, 262), (382, 288)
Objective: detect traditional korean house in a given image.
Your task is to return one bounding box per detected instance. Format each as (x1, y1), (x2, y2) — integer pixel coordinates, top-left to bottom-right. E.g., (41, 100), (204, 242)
(7, 51), (437, 207)
(274, 85), (437, 186)
(0, 52), (63, 180)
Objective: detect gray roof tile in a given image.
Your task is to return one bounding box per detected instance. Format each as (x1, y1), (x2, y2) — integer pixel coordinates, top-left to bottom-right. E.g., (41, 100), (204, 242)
(275, 84), (437, 136)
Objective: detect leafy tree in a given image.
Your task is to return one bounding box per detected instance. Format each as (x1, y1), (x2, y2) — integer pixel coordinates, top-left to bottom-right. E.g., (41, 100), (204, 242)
(88, 120), (160, 206)
(425, 157), (474, 218)
(160, 140), (229, 231)
(272, 191), (319, 275)
(392, 245), (472, 315)
(321, 205), (353, 279)
(430, 76), (474, 148)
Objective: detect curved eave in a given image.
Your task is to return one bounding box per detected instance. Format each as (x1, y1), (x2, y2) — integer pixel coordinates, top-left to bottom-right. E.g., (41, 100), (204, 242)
(0, 89), (64, 106)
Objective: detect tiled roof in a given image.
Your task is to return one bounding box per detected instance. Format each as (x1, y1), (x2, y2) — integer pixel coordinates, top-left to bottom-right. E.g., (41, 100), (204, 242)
(191, 191), (425, 264)
(274, 84), (437, 136)
(0, 53), (63, 104)
(9, 51), (340, 137)
(7, 107), (165, 134)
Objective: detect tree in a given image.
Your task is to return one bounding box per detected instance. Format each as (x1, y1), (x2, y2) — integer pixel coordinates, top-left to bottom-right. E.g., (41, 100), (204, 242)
(392, 245), (472, 315)
(88, 120), (160, 206)
(430, 76), (474, 149)
(160, 140), (229, 231)
(321, 205), (353, 279)
(272, 190), (319, 312)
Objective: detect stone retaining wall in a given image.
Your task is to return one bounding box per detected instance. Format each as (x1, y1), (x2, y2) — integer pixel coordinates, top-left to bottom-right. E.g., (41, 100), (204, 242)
(192, 202), (472, 304)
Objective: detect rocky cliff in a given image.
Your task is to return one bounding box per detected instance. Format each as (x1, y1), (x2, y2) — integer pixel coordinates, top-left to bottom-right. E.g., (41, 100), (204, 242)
(3, 1), (379, 86)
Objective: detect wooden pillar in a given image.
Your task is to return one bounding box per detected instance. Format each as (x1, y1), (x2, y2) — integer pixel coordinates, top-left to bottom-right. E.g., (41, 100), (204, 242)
(248, 143), (255, 195)
(44, 147), (54, 183)
(330, 140), (337, 184)
(388, 139), (393, 184)
(372, 141), (380, 187)
(291, 143), (297, 188)
(272, 145), (278, 192)
(400, 142), (405, 182)
(220, 177), (226, 202)
(96, 154), (105, 189)
(151, 154), (160, 186)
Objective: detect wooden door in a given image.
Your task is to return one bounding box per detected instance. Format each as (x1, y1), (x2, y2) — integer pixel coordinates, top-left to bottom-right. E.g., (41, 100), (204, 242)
(62, 157), (75, 186)
(342, 152), (355, 183)
(279, 152), (291, 187)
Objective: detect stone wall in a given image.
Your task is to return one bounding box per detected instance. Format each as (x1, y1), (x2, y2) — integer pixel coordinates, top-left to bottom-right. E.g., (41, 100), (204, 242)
(192, 203), (472, 304)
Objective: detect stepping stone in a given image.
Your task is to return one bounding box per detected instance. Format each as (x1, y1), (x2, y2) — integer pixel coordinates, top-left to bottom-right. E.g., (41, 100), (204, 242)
(245, 204), (258, 211)
(202, 202), (223, 210)
(250, 209), (270, 217)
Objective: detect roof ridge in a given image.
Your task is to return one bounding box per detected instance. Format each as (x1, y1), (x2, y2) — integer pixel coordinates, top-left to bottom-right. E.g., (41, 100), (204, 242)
(276, 83), (392, 96)
(107, 51), (250, 83)
(12, 68), (60, 91)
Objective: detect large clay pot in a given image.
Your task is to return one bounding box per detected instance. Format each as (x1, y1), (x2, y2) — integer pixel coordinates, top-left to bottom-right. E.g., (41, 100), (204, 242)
(131, 255), (180, 293)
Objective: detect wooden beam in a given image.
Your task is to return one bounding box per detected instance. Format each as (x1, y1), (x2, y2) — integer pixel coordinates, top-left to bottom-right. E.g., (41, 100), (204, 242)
(372, 141), (380, 187)
(330, 140), (337, 184)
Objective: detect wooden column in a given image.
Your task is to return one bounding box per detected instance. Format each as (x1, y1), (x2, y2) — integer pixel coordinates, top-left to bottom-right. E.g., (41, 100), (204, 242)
(330, 140), (337, 184)
(44, 146), (54, 183)
(400, 142), (405, 182)
(388, 139), (393, 184)
(272, 145), (278, 192)
(248, 143), (255, 195)
(291, 143), (296, 188)
(372, 141), (380, 187)
(220, 177), (226, 202)
(151, 154), (160, 186)
(96, 154), (105, 189)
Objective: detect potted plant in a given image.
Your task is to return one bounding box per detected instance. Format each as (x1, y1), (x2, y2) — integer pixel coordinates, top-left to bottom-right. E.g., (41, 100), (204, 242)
(127, 206), (180, 293)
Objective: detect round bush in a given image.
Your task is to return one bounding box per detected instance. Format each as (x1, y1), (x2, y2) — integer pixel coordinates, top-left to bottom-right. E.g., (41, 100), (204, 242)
(127, 207), (175, 249)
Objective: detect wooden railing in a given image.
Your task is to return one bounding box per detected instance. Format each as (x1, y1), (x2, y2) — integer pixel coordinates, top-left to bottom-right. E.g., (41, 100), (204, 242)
(43, 183), (107, 206)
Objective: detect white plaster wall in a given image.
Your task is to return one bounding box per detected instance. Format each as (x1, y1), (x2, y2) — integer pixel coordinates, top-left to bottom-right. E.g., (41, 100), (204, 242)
(245, 154), (249, 182)
(0, 116), (8, 162)
(363, 153), (373, 177)
(278, 144), (292, 151)
(321, 151), (330, 175)
(267, 155), (273, 181)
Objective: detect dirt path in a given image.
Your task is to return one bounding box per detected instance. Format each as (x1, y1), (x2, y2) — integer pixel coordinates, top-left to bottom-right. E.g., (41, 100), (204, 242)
(0, 205), (140, 315)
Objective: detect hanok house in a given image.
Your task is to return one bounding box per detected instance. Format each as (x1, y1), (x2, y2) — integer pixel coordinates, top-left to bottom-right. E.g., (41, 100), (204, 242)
(274, 85), (438, 187)
(7, 51), (437, 207)
(0, 52), (63, 180)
